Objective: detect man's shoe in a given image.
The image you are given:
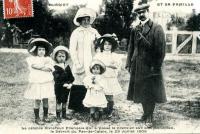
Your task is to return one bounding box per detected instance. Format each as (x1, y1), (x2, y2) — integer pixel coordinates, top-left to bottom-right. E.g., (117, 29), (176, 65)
(145, 115), (153, 128)
(135, 115), (147, 122)
(145, 122), (153, 128)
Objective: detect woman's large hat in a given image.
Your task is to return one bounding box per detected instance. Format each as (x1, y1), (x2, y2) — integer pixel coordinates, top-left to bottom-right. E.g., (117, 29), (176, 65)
(73, 7), (96, 26)
(52, 45), (70, 60)
(90, 59), (106, 74)
(96, 33), (118, 50)
(134, 1), (150, 13)
(27, 38), (53, 56)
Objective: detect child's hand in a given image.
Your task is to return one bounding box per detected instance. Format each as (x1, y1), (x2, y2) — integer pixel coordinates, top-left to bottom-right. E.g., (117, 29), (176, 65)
(41, 67), (52, 72)
(31, 64), (44, 70)
(63, 84), (72, 89)
(106, 61), (117, 69)
(85, 85), (90, 89)
(107, 64), (117, 69)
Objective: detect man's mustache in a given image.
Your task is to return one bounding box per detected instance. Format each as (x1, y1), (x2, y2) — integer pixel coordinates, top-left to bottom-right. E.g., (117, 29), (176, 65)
(139, 16), (146, 20)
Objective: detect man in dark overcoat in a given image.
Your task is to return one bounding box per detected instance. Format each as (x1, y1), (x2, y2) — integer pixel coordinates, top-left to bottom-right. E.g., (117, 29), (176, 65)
(125, 1), (167, 127)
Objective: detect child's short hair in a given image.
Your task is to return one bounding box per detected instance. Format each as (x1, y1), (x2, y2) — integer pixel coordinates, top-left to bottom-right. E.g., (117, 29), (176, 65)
(54, 50), (69, 63)
(52, 45), (70, 62)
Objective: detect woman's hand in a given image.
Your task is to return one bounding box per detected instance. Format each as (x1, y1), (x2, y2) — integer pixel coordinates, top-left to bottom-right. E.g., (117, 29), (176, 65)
(75, 63), (85, 74)
(107, 64), (117, 69)
(76, 63), (82, 69)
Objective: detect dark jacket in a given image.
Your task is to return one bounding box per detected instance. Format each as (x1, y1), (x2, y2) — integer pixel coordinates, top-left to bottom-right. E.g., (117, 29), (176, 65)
(126, 19), (167, 103)
(53, 65), (74, 97)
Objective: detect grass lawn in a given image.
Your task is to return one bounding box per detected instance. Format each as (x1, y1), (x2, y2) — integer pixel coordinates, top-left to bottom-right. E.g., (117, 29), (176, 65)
(0, 51), (200, 131)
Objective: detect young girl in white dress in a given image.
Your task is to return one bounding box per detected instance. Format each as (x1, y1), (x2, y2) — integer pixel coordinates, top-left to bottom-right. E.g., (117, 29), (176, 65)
(94, 34), (123, 118)
(83, 60), (108, 122)
(24, 38), (54, 125)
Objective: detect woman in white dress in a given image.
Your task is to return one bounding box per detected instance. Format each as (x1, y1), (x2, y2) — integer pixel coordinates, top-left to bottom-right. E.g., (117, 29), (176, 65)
(69, 8), (101, 112)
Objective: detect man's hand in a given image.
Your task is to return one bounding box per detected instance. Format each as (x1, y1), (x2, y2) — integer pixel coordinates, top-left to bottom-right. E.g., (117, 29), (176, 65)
(125, 66), (131, 73)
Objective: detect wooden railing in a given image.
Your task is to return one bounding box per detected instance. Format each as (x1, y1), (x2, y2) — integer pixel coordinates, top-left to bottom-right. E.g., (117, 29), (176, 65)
(165, 30), (200, 55)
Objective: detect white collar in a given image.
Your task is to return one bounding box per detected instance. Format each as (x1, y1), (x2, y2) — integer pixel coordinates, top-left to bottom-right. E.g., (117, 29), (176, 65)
(140, 18), (149, 26)
(56, 63), (65, 69)
(79, 25), (92, 30)
(103, 51), (111, 54)
(76, 25), (96, 33)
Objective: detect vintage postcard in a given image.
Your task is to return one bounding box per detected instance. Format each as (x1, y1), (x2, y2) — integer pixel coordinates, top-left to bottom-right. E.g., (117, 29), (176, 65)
(0, 0), (200, 133)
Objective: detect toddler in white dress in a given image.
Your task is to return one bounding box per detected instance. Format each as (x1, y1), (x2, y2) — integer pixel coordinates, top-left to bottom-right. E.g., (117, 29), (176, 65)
(83, 60), (108, 122)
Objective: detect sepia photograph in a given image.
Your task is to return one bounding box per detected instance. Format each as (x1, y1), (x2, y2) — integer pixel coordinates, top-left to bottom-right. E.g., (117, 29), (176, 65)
(0, 0), (200, 133)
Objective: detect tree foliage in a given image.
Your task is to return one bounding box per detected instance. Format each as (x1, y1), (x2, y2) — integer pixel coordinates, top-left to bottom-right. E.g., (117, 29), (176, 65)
(3, 1), (74, 47)
(166, 15), (186, 30)
(185, 13), (200, 31)
(3, 1), (87, 47)
(52, 5), (83, 46)
(1, 0), (134, 46)
(94, 0), (133, 40)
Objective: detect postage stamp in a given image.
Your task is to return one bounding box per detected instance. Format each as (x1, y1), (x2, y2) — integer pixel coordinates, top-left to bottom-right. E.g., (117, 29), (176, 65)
(3, 0), (33, 19)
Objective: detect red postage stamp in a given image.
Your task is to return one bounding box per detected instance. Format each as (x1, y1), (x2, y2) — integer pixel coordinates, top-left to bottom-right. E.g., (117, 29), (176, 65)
(3, 0), (33, 19)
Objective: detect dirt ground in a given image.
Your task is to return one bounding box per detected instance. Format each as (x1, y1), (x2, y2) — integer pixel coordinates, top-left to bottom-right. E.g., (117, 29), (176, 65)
(0, 49), (200, 134)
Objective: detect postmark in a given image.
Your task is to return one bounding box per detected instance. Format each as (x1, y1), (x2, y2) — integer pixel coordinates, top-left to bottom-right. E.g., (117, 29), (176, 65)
(3, 0), (33, 19)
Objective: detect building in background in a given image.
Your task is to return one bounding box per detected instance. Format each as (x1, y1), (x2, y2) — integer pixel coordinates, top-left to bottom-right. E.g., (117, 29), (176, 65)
(148, 0), (198, 30)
